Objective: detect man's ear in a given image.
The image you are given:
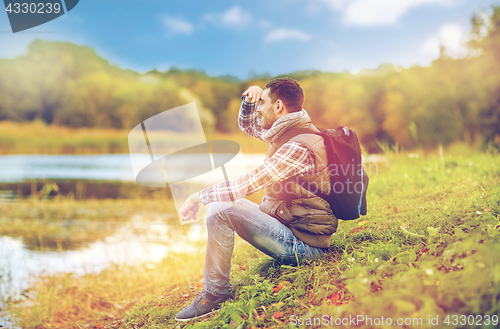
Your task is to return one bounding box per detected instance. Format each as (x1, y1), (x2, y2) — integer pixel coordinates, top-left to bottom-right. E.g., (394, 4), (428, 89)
(275, 99), (287, 115)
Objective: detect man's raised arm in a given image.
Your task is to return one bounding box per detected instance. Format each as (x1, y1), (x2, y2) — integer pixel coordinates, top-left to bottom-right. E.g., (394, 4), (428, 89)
(238, 86), (265, 141)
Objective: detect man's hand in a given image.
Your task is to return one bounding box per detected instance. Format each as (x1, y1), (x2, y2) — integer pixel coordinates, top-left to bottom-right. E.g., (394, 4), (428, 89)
(179, 192), (200, 222)
(242, 86), (263, 103)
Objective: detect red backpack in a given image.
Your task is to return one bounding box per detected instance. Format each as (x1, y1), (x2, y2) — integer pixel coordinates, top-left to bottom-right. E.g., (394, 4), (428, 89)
(275, 126), (369, 220)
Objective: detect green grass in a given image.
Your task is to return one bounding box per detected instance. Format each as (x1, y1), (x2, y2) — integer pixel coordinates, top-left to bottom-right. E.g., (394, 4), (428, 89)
(4, 147), (500, 329)
(0, 120), (268, 154)
(0, 120), (128, 155)
(119, 149), (500, 329)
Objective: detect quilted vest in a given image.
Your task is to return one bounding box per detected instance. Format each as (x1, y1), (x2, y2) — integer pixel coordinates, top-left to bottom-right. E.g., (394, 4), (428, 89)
(259, 130), (337, 248)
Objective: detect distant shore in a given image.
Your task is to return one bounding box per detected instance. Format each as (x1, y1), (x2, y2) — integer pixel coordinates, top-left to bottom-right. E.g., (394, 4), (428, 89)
(0, 120), (269, 155)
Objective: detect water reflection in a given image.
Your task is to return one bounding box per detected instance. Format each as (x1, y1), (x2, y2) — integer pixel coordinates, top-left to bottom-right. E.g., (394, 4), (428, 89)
(0, 216), (207, 304)
(0, 154), (266, 183)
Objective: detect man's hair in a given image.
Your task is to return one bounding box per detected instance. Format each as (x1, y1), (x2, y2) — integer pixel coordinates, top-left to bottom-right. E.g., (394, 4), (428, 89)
(265, 77), (304, 113)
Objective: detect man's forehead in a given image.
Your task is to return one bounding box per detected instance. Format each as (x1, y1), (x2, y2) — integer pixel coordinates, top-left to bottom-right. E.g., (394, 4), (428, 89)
(261, 88), (272, 100)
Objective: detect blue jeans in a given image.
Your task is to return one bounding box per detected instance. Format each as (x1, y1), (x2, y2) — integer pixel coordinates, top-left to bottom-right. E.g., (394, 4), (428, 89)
(204, 198), (328, 297)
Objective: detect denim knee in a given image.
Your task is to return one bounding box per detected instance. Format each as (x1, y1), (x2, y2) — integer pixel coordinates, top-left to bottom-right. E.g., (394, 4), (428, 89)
(206, 201), (234, 225)
(207, 201), (226, 217)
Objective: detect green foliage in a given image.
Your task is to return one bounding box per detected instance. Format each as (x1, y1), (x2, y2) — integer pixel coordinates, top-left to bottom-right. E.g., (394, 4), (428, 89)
(111, 150), (500, 329)
(122, 295), (178, 328)
(2, 6), (500, 152)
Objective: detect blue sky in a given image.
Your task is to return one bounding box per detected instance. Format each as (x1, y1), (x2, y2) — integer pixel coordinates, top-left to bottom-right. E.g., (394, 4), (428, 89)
(1, 0), (498, 78)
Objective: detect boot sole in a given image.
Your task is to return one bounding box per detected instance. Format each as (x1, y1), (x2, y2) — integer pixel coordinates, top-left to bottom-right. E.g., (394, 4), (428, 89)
(174, 309), (217, 322)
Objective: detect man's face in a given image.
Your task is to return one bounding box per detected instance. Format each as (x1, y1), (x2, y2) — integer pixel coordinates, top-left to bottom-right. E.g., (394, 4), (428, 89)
(257, 88), (278, 130)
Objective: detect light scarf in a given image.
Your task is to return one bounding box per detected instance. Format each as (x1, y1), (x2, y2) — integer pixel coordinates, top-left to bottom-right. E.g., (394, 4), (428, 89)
(261, 109), (312, 144)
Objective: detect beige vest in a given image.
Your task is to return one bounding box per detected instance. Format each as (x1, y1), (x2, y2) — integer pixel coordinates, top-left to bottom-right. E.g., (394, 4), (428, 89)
(259, 133), (337, 248)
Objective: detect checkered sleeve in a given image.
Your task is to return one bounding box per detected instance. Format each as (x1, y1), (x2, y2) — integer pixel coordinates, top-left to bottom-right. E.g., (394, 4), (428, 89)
(198, 141), (316, 205)
(238, 98), (265, 142)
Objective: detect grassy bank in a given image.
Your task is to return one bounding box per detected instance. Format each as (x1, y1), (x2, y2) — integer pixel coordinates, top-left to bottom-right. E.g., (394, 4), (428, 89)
(0, 197), (177, 251)
(4, 148), (500, 328)
(0, 121), (268, 154)
(116, 150), (500, 329)
(0, 180), (175, 201)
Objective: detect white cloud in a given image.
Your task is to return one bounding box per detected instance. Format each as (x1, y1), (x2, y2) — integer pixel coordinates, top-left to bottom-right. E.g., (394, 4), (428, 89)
(162, 16), (193, 35)
(315, 0), (456, 26)
(419, 24), (469, 62)
(265, 28), (311, 43)
(221, 6), (252, 27)
(204, 6), (252, 29)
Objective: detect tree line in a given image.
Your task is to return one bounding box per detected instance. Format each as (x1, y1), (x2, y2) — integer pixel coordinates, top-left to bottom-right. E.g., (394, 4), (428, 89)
(0, 7), (499, 153)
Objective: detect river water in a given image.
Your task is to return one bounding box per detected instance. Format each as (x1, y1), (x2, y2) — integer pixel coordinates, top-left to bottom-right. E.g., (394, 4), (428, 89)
(0, 153), (267, 327)
(0, 217), (207, 328)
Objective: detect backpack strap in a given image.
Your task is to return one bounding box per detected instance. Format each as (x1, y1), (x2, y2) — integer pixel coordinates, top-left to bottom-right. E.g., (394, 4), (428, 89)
(274, 127), (323, 152)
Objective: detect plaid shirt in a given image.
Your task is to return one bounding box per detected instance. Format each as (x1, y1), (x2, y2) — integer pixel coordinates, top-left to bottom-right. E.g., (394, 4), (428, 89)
(198, 99), (316, 205)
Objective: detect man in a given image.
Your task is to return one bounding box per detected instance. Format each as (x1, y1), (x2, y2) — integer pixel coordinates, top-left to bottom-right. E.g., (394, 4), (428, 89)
(175, 77), (337, 321)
